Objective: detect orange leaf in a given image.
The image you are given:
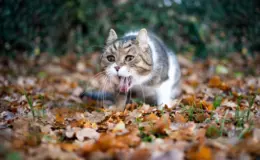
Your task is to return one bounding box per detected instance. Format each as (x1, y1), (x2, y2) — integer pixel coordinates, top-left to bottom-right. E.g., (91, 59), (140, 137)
(219, 82), (230, 91)
(153, 114), (171, 134)
(116, 131), (141, 148)
(95, 133), (116, 151)
(208, 76), (230, 91)
(200, 100), (214, 111)
(182, 95), (196, 106)
(174, 112), (187, 123)
(55, 113), (64, 124)
(208, 76), (221, 87)
(70, 82), (78, 88)
(196, 128), (206, 143)
(194, 113), (210, 122)
(187, 145), (212, 160)
(70, 119), (86, 127)
(60, 143), (79, 152)
(129, 149), (151, 160)
(93, 133), (128, 152)
(12, 139), (25, 149)
(144, 113), (160, 121)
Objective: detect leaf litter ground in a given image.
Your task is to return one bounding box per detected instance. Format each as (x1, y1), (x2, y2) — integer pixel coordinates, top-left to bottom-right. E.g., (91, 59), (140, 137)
(0, 53), (260, 160)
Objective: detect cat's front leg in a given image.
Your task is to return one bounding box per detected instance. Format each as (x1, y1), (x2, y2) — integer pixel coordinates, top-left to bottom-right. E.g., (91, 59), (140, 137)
(156, 92), (172, 110)
(114, 93), (127, 111)
(156, 81), (173, 109)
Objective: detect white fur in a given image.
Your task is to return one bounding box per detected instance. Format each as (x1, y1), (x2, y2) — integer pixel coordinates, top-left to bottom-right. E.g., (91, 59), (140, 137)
(124, 31), (180, 108)
(124, 31), (158, 85)
(107, 63), (131, 77)
(131, 71), (152, 85)
(124, 31), (159, 65)
(118, 66), (131, 77)
(156, 53), (179, 109)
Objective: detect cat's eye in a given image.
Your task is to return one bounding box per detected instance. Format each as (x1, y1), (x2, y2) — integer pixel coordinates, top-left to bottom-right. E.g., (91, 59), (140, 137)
(107, 55), (115, 62)
(125, 55), (134, 62)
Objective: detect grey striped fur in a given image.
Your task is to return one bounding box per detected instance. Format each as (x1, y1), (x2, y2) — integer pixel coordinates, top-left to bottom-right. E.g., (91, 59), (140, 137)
(98, 28), (181, 110)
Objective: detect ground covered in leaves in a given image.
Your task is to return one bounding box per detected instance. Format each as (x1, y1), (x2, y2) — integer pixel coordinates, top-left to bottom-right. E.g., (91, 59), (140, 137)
(0, 52), (260, 160)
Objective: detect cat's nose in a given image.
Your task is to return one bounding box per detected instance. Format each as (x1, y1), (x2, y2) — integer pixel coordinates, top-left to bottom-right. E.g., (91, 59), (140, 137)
(114, 66), (120, 71)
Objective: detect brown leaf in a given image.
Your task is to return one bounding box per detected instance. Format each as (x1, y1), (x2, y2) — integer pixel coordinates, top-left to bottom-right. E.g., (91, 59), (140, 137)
(182, 95), (196, 106)
(76, 128), (100, 141)
(194, 113), (210, 122)
(208, 76), (222, 87)
(199, 100), (214, 111)
(153, 114), (171, 134)
(129, 149), (151, 160)
(60, 143), (79, 152)
(112, 120), (128, 134)
(144, 113), (160, 122)
(208, 76), (230, 91)
(55, 113), (65, 124)
(174, 112), (187, 123)
(187, 144), (213, 160)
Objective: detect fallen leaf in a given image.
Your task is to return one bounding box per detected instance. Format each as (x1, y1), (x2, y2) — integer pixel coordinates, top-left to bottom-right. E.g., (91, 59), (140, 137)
(76, 128), (100, 141)
(208, 76), (230, 91)
(60, 143), (79, 152)
(216, 65), (229, 74)
(153, 114), (171, 134)
(130, 149), (151, 160)
(55, 113), (65, 124)
(151, 149), (184, 160)
(208, 76), (222, 87)
(187, 144), (213, 160)
(112, 120), (127, 134)
(144, 113), (160, 122)
(174, 112), (187, 123)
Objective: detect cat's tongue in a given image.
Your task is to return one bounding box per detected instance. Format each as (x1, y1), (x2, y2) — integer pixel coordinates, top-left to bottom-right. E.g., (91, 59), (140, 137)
(119, 77), (132, 93)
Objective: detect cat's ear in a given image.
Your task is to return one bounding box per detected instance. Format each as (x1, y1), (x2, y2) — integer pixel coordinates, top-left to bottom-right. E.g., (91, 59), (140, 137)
(137, 28), (148, 50)
(106, 29), (118, 45)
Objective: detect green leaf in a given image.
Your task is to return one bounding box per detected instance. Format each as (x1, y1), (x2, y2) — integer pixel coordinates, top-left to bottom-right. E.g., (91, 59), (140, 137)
(234, 72), (243, 78)
(6, 152), (22, 160)
(213, 96), (222, 109)
(216, 65), (229, 74)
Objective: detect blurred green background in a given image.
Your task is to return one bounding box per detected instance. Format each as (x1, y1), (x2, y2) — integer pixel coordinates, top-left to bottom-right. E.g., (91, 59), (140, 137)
(1, 0), (259, 58)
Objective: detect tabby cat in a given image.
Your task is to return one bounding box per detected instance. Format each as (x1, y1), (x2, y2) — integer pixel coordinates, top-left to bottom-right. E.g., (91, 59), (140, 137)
(83, 28), (181, 111)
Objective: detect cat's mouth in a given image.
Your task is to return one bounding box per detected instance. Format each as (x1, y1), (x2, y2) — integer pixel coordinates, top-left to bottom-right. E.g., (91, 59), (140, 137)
(118, 76), (132, 93)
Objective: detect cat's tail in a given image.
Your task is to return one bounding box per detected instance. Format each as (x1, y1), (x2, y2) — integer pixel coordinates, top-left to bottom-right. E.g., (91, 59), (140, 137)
(79, 91), (114, 102)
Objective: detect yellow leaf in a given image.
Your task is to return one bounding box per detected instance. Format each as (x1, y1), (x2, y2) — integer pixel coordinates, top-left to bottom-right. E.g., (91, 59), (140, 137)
(112, 120), (126, 133)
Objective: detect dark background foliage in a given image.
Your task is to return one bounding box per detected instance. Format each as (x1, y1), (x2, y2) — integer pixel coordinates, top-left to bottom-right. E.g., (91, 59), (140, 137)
(1, 0), (259, 58)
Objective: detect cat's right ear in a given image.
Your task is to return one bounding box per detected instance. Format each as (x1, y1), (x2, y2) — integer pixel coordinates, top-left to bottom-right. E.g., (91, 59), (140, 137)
(106, 29), (118, 45)
(137, 28), (148, 51)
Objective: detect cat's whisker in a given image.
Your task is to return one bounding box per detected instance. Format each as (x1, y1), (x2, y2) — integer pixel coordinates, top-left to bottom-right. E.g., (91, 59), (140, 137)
(91, 75), (107, 108)
(92, 71), (106, 79)
(130, 88), (132, 104)
(101, 76), (109, 107)
(103, 76), (112, 108)
(139, 84), (146, 104)
(101, 77), (108, 108)
(84, 28), (181, 111)
(84, 71), (106, 89)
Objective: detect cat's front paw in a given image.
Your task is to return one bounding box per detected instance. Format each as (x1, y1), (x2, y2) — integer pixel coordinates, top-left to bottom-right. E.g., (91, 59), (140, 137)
(158, 99), (180, 110)
(109, 104), (126, 112)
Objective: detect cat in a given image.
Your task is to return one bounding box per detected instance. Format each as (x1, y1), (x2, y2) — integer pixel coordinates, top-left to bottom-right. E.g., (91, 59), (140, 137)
(81, 28), (181, 111)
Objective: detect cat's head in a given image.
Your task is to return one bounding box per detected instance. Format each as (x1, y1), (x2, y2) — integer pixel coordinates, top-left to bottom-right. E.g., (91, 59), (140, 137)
(100, 28), (153, 93)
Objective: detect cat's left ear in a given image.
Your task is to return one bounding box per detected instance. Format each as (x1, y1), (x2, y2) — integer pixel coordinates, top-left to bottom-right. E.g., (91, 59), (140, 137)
(137, 28), (148, 50)
(106, 29), (118, 45)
